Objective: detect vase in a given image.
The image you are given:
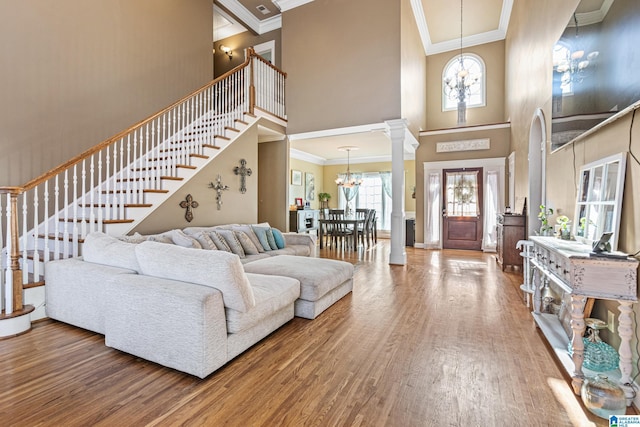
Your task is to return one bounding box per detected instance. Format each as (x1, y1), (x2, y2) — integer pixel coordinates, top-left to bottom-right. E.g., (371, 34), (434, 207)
(581, 375), (626, 419)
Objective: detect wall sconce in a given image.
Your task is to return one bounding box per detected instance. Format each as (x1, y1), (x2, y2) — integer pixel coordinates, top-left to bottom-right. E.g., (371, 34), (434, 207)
(220, 45), (233, 59)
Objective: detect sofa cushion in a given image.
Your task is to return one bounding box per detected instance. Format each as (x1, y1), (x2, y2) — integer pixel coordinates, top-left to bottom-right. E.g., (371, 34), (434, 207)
(235, 231), (260, 255)
(209, 231), (232, 252)
(191, 231), (218, 250)
(216, 229), (245, 258)
(231, 225), (265, 253)
(225, 273), (300, 333)
(169, 229), (202, 249)
(264, 228), (279, 250)
(251, 226), (273, 251)
(135, 241), (255, 312)
(271, 228), (286, 249)
(82, 232), (142, 273)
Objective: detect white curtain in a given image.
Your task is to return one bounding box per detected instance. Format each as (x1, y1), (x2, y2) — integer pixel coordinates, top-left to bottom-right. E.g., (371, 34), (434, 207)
(379, 171), (392, 199)
(425, 172), (441, 248)
(483, 171), (499, 251)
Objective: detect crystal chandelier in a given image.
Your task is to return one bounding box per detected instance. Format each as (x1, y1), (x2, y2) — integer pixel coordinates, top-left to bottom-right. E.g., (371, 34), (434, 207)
(335, 146), (362, 188)
(553, 13), (599, 91)
(443, 0), (480, 125)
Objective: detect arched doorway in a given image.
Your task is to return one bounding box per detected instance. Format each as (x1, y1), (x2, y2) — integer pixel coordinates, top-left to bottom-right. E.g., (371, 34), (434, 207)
(528, 108), (546, 238)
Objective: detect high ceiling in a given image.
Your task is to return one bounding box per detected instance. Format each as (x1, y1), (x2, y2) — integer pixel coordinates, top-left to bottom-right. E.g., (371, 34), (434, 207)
(214, 0), (607, 164)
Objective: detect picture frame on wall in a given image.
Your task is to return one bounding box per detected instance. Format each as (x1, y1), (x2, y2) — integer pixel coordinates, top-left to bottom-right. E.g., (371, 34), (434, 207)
(305, 172), (315, 201)
(291, 170), (302, 186)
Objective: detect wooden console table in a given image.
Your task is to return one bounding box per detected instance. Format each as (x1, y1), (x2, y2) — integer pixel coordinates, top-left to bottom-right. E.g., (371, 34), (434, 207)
(529, 236), (638, 405)
(496, 214), (526, 270)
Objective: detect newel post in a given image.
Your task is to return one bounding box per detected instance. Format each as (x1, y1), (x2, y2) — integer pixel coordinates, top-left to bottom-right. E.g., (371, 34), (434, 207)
(9, 191), (23, 311)
(248, 48), (256, 115)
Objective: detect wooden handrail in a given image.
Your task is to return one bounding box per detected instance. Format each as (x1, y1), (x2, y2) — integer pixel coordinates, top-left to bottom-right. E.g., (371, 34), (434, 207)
(251, 51), (287, 78)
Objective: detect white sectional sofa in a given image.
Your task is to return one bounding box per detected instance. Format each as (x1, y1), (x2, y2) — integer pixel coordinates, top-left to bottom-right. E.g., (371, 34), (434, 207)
(45, 228), (353, 378)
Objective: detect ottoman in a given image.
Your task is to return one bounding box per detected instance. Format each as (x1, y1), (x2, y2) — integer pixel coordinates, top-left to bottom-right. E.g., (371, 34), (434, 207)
(243, 255), (354, 319)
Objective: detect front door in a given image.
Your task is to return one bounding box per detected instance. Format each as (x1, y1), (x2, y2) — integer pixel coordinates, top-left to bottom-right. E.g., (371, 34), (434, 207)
(442, 168), (483, 250)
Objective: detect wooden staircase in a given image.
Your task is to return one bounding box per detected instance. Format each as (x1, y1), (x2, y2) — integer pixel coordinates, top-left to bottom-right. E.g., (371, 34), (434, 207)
(0, 48), (287, 336)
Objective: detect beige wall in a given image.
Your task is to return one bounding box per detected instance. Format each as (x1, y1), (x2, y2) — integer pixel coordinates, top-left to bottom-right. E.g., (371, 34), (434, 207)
(0, 0), (213, 187)
(258, 138), (289, 231)
(133, 126), (260, 235)
(415, 127), (511, 242)
(281, 0), (401, 134)
(321, 160), (416, 213)
(400, 0), (427, 137)
(214, 29), (282, 78)
(289, 158), (325, 211)
(426, 41), (505, 130)
(506, 0), (640, 358)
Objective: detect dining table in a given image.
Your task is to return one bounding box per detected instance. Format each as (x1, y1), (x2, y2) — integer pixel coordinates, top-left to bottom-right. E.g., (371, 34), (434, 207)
(318, 217), (365, 250)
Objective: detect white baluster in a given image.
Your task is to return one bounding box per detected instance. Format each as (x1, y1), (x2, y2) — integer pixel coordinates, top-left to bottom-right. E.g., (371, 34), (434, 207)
(111, 143), (118, 222)
(81, 159), (87, 238)
(105, 147), (111, 222)
(22, 190), (28, 283)
(133, 131), (139, 204)
(119, 138), (125, 219)
(63, 170), (69, 258)
(0, 194), (4, 310)
(53, 175), (60, 260)
(5, 194), (13, 313)
(32, 187), (40, 281)
(89, 156), (96, 233)
(43, 181), (50, 263)
(144, 125), (150, 192)
(126, 135), (132, 206)
(150, 123), (157, 190)
(97, 151), (103, 231)
(72, 164), (79, 257)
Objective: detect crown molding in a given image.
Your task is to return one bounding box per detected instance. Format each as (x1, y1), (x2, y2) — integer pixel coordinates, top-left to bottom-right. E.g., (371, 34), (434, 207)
(290, 148), (326, 165)
(288, 122), (387, 141)
(412, 0), (514, 56)
(218, 0), (282, 34)
(568, 0), (613, 27)
(272, 0), (314, 13)
(420, 122), (510, 137)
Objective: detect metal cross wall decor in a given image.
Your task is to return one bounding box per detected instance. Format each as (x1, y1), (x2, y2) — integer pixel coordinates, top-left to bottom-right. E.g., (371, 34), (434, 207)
(208, 174), (230, 210)
(179, 194), (199, 222)
(233, 159), (252, 194)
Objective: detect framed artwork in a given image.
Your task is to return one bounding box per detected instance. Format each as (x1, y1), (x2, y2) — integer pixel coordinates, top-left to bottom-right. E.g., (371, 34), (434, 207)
(295, 197), (304, 208)
(291, 170), (302, 186)
(305, 172), (315, 201)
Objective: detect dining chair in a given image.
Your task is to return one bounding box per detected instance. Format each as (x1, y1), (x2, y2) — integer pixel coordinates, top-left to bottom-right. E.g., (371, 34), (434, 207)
(328, 209), (352, 249)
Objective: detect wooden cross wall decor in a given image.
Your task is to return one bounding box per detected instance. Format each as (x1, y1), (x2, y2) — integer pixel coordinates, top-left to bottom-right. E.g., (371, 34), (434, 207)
(233, 159), (252, 194)
(208, 174), (230, 210)
(179, 194), (199, 222)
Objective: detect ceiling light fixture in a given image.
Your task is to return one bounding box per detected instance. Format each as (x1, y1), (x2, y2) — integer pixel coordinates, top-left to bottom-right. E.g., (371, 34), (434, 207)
(553, 13), (599, 91)
(443, 0), (480, 126)
(335, 146), (362, 188)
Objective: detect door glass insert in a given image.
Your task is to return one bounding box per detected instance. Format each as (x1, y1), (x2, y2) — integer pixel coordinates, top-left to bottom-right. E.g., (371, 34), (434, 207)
(445, 171), (479, 217)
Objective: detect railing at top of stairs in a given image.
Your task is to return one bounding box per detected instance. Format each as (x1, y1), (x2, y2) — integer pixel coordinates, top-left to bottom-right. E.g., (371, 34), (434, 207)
(0, 48), (286, 327)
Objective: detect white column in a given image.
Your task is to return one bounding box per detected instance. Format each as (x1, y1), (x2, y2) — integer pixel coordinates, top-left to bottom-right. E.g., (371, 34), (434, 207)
(386, 119), (407, 265)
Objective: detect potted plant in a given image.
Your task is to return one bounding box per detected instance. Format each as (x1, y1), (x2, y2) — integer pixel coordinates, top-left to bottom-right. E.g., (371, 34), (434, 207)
(556, 215), (571, 240)
(318, 192), (331, 209)
(537, 204), (554, 236)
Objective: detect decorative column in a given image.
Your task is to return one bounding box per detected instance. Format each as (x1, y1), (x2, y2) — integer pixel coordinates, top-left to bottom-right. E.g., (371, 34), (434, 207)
(386, 119), (407, 265)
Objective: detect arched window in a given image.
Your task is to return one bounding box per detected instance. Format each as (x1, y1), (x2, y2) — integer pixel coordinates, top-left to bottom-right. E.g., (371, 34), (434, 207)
(442, 53), (485, 111)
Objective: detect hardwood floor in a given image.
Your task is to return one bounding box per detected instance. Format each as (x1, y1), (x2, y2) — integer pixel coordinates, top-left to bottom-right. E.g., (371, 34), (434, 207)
(0, 241), (615, 426)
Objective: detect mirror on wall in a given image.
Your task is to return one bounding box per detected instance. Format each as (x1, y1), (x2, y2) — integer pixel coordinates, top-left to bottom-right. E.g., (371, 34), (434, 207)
(573, 152), (627, 251)
(551, 0), (640, 151)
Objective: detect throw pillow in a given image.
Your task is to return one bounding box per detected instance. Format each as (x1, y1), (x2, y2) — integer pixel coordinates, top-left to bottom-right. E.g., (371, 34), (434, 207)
(264, 228), (278, 250)
(146, 233), (173, 244)
(117, 232), (147, 244)
(271, 228), (286, 249)
(171, 229), (203, 249)
(231, 225), (265, 253)
(216, 229), (246, 258)
(192, 231), (218, 250)
(208, 231), (232, 252)
(234, 231), (260, 255)
(251, 226), (272, 251)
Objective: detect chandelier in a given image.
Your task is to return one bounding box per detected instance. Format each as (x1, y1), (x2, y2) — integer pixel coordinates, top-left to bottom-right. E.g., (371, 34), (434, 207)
(443, 0), (480, 125)
(553, 13), (598, 91)
(335, 146), (362, 188)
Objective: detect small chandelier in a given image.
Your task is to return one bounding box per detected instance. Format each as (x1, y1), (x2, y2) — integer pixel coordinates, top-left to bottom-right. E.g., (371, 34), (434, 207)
(335, 146), (362, 188)
(443, 0), (480, 125)
(553, 14), (599, 91)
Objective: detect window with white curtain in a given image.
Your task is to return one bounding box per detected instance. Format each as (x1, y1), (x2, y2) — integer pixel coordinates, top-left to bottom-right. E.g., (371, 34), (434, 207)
(338, 172), (392, 230)
(483, 171), (499, 250)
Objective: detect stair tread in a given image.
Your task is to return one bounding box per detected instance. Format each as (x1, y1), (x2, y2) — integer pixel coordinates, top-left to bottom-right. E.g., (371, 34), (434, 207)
(78, 203), (152, 208)
(116, 176), (183, 182)
(58, 218), (135, 224)
(38, 234), (85, 243)
(24, 274), (45, 289)
(101, 189), (169, 194)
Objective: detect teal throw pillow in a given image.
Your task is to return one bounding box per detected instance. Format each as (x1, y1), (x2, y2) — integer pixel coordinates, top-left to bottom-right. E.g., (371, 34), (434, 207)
(251, 226), (272, 251)
(271, 228), (286, 249)
(265, 228), (278, 250)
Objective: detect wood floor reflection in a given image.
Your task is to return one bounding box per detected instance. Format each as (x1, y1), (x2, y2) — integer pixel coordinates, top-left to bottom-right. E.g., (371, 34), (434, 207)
(0, 240), (614, 426)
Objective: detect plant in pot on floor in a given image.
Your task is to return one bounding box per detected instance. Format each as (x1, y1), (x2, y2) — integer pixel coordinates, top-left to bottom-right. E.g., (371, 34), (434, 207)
(318, 192), (331, 210)
(537, 204), (554, 236)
